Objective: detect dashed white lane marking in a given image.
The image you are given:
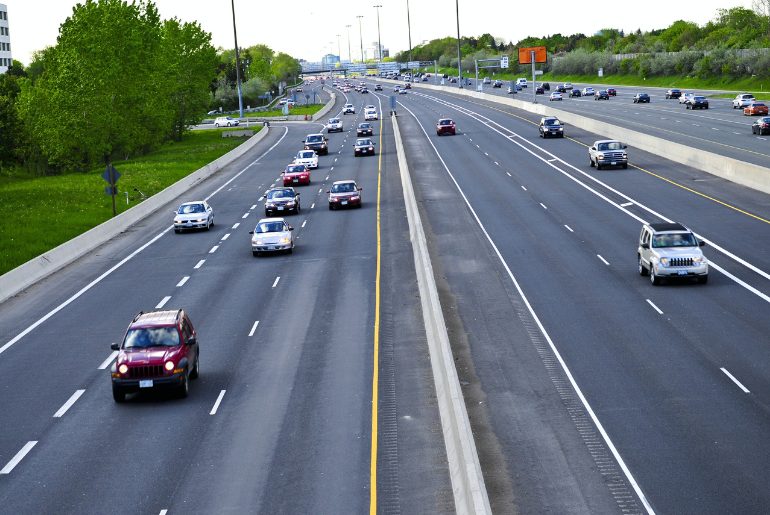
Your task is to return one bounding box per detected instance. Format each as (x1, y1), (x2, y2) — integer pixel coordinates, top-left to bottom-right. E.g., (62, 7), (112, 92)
(646, 299), (663, 315)
(53, 389), (85, 418)
(221, 233), (230, 241)
(734, 132), (741, 135)
(272, 277), (280, 288)
(311, 203), (315, 209)
(484, 152), (489, 156)
(210, 390), (227, 415)
(156, 296), (172, 309)
(521, 185), (527, 191)
(759, 137), (768, 141)
(241, 213), (250, 219)
(692, 123), (700, 127)
(597, 255), (610, 266)
(506, 172), (512, 177)
(721, 367), (750, 393)
(334, 158), (338, 162)
(494, 161), (500, 166)
(250, 204), (257, 210)
(258, 196), (264, 202)
(711, 127), (719, 131)
(302, 220), (307, 228)
(476, 144), (480, 148)
(540, 203), (547, 210)
(159, 511), (168, 515)
(232, 223), (240, 229)
(564, 225), (574, 232)
(0, 441), (38, 474)
(620, 202), (634, 207)
(318, 188), (323, 193)
(209, 245), (219, 254)
(194, 259), (205, 269)
(248, 320), (260, 337)
(176, 276), (190, 287)
(326, 175), (330, 180)
(98, 351), (119, 370)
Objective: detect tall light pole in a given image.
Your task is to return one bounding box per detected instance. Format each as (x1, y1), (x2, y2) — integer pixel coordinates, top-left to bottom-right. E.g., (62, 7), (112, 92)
(345, 24), (352, 63)
(455, 0), (462, 88)
(357, 15), (365, 63)
(406, 0), (413, 65)
(373, 5), (383, 63)
(336, 33), (341, 62)
(230, 0), (244, 116)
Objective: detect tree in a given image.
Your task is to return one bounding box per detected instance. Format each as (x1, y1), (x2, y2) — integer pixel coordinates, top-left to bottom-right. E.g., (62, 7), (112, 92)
(271, 52), (300, 84)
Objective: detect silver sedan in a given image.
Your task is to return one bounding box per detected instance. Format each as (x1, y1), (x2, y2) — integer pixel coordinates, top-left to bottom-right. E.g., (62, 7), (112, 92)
(173, 201), (214, 233)
(250, 218), (295, 256)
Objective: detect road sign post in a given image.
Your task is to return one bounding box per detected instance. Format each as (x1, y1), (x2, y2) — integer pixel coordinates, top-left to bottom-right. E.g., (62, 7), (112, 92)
(101, 164), (121, 217)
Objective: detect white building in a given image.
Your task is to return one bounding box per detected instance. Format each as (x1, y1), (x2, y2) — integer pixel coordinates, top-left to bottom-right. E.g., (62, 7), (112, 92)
(364, 42), (388, 61)
(0, 3), (10, 73)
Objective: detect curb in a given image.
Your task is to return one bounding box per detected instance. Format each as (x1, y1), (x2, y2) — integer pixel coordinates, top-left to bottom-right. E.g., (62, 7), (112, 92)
(392, 112), (492, 515)
(0, 127), (271, 304)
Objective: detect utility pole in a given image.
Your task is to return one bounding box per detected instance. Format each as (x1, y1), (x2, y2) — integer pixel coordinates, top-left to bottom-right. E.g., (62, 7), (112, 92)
(374, 5), (383, 62)
(455, 0), (462, 88)
(230, 0), (244, 117)
(346, 24), (352, 63)
(406, 0), (413, 64)
(357, 15), (365, 63)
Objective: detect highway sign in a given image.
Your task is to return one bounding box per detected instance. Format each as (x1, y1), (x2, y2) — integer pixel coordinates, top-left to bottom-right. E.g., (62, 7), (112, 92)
(347, 63), (367, 72)
(102, 165), (121, 186)
(519, 46), (547, 64)
(534, 70), (544, 75)
(378, 62), (400, 71)
(407, 61), (420, 69)
(500, 56), (509, 68)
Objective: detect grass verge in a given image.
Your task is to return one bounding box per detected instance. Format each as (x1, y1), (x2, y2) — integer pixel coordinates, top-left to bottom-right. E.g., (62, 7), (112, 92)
(0, 127), (256, 275)
(244, 103), (325, 118)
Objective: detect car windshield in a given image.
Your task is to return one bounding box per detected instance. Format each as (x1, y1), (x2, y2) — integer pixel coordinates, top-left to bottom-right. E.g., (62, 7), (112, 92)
(306, 135), (323, 143)
(255, 222), (285, 234)
(329, 119), (339, 124)
(178, 203), (204, 214)
(652, 233), (698, 248)
(286, 165), (305, 173)
(597, 142), (622, 151)
(332, 183), (356, 193)
(298, 151), (314, 159)
(693, 97), (705, 101)
(359, 123), (371, 129)
(267, 189), (293, 200)
(752, 103), (766, 107)
(357, 139), (372, 146)
(544, 119), (560, 126)
(124, 327), (180, 349)
(439, 120), (453, 125)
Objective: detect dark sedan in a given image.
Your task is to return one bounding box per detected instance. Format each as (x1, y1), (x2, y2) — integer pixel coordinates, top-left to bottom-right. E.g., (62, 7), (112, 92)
(687, 96), (709, 110)
(570, 89), (582, 97)
(752, 116), (770, 135)
(556, 85), (567, 93)
(595, 90), (610, 100)
(357, 122), (373, 137)
(665, 88), (682, 99)
(535, 86), (545, 95)
(633, 93), (651, 103)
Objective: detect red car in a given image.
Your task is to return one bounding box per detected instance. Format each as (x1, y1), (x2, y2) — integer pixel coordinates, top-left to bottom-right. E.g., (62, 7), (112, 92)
(744, 102), (769, 116)
(436, 118), (456, 136)
(283, 163), (311, 186)
(110, 309), (200, 402)
(607, 88), (617, 96)
(328, 180), (362, 210)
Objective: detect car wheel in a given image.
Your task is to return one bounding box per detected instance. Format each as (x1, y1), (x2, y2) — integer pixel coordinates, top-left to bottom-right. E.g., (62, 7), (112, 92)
(622, 163), (628, 169)
(252, 251), (259, 257)
(699, 275), (709, 284)
(638, 255), (648, 276)
(112, 385), (126, 403)
(214, 124), (219, 128)
(650, 267), (661, 285)
(596, 162), (602, 170)
(296, 204), (301, 214)
(190, 355), (199, 380)
(178, 371), (189, 398)
(329, 204), (334, 210)
(589, 158), (595, 167)
(174, 229), (180, 234)
(206, 219), (211, 230)
(287, 246), (293, 254)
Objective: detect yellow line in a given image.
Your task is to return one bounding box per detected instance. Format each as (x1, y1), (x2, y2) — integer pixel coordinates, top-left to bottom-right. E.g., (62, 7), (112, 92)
(370, 110), (384, 514)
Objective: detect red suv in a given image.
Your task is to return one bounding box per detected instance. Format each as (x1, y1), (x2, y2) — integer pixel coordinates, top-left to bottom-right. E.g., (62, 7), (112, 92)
(110, 309), (200, 402)
(436, 118), (456, 136)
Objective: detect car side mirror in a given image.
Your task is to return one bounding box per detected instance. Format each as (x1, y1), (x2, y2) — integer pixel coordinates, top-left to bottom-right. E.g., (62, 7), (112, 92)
(623, 145), (628, 149)
(358, 187), (363, 191)
(640, 243), (649, 249)
(326, 190), (331, 193)
(699, 241), (706, 247)
(289, 226), (294, 231)
(590, 146), (596, 151)
(110, 342), (120, 351)
(187, 336), (197, 346)
(249, 230), (254, 234)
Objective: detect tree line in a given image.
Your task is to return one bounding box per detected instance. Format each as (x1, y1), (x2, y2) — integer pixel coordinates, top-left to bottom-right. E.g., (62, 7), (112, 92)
(0, 0), (301, 176)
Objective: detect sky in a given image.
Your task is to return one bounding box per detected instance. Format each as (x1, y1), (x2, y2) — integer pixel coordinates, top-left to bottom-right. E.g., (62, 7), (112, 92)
(4, 0), (754, 66)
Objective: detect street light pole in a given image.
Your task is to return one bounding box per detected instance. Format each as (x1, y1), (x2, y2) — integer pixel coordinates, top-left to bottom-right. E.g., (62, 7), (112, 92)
(230, 0), (244, 116)
(373, 5), (383, 63)
(357, 15), (365, 63)
(336, 34), (341, 62)
(345, 24), (352, 63)
(406, 0), (413, 65)
(455, 0), (462, 88)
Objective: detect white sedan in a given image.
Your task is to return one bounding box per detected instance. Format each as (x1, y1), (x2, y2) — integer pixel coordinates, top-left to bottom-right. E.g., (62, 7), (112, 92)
(293, 150), (318, 169)
(549, 92), (563, 101)
(581, 87), (595, 97)
(173, 201), (214, 233)
(364, 109), (378, 121)
(250, 218), (294, 256)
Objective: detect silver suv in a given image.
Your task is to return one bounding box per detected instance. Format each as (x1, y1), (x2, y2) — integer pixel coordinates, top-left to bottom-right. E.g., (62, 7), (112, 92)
(589, 140), (628, 170)
(638, 222), (708, 285)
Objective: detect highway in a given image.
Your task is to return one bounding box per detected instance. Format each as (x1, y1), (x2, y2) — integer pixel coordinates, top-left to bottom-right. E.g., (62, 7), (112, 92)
(3, 75), (770, 514)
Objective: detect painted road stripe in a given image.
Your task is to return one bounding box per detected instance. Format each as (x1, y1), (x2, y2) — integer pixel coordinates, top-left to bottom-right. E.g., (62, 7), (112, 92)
(318, 188), (323, 193)
(241, 213), (250, 219)
(156, 296), (172, 309)
(302, 220), (307, 228)
(721, 367), (750, 393)
(521, 185), (527, 191)
(330, 167), (334, 171)
(221, 233), (230, 241)
(176, 276), (190, 287)
(540, 203), (547, 210)
(564, 225), (574, 232)
(159, 511), (168, 515)
(272, 277), (280, 288)
(326, 175), (330, 180)
(232, 223), (240, 229)
(210, 390), (227, 415)
(98, 351), (119, 370)
(311, 203), (315, 209)
(250, 204), (257, 210)
(194, 259), (205, 269)
(1, 441), (38, 474)
(506, 172), (512, 177)
(53, 389), (85, 418)
(258, 196), (264, 202)
(494, 161), (499, 166)
(597, 255), (610, 266)
(209, 245), (219, 254)
(248, 320), (260, 337)
(620, 202), (634, 207)
(646, 299), (663, 315)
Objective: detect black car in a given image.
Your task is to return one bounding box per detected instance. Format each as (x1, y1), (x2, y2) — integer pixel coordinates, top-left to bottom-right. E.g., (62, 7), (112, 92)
(264, 187), (300, 216)
(493, 80), (503, 88)
(570, 89), (582, 97)
(538, 117), (564, 138)
(665, 89), (682, 99)
(354, 138), (376, 157)
(535, 86), (545, 95)
(687, 96), (709, 110)
(595, 90), (610, 100)
(303, 133), (329, 155)
(752, 116), (770, 135)
(556, 85), (567, 93)
(633, 93), (650, 103)
(542, 82), (550, 91)
(357, 122), (373, 137)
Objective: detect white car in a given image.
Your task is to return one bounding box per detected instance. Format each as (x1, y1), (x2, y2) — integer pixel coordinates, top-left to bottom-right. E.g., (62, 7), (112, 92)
(733, 93), (756, 109)
(364, 109), (378, 121)
(563, 82), (574, 90)
(365, 104), (376, 111)
(398, 88), (408, 95)
(214, 116), (239, 127)
(516, 78), (528, 88)
(549, 92), (563, 101)
(250, 218), (294, 256)
(326, 118), (343, 133)
(343, 103), (355, 114)
(581, 87), (595, 97)
(293, 150), (318, 169)
(174, 201), (214, 233)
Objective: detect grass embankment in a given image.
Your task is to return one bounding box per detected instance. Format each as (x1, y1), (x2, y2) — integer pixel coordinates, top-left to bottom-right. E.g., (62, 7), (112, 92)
(245, 103), (325, 118)
(0, 127), (256, 275)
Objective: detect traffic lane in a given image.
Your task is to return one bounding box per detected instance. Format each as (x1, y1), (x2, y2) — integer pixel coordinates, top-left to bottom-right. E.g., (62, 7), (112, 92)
(395, 102), (644, 513)
(400, 94), (770, 511)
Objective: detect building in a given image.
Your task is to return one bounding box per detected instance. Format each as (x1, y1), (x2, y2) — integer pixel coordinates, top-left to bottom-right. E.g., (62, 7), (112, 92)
(364, 42), (388, 61)
(0, 3), (10, 73)
(321, 53), (340, 68)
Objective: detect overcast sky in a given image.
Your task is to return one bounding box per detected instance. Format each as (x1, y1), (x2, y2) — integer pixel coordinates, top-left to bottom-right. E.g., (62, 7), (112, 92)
(5, 0), (754, 65)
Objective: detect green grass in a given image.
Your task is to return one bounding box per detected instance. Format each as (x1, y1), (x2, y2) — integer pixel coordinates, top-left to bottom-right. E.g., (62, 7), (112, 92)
(0, 127), (257, 275)
(244, 103), (325, 118)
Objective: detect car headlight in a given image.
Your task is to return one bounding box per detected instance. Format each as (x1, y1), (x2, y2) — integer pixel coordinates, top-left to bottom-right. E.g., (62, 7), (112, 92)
(693, 256), (707, 264)
(659, 257), (670, 267)
(118, 364), (128, 375)
(350, 195), (360, 200)
(254, 238), (263, 245)
(266, 202), (275, 207)
(280, 237), (291, 244)
(164, 361), (174, 371)
(286, 201), (295, 206)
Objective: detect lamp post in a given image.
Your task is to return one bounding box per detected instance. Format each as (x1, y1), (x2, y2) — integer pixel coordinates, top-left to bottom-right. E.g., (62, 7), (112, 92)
(455, 0), (462, 88)
(230, 0), (244, 116)
(356, 15), (365, 63)
(406, 0), (413, 65)
(373, 5), (382, 63)
(345, 24), (352, 63)
(336, 33), (341, 63)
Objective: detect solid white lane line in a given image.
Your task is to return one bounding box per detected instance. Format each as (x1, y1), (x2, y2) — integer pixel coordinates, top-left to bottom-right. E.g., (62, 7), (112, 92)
(564, 225), (574, 232)
(721, 367), (750, 393)
(156, 296), (172, 309)
(209, 245), (219, 254)
(210, 390), (227, 415)
(176, 276), (190, 287)
(521, 185), (527, 191)
(250, 204), (257, 210)
(0, 441), (38, 474)
(646, 299), (663, 315)
(232, 222), (240, 229)
(272, 277), (280, 288)
(221, 233), (230, 241)
(241, 213), (250, 219)
(597, 255), (610, 266)
(506, 172), (512, 177)
(194, 259), (205, 269)
(311, 203), (315, 209)
(248, 320), (260, 336)
(620, 202), (634, 207)
(302, 220), (307, 228)
(53, 389), (85, 418)
(98, 351), (119, 370)
(540, 203), (547, 210)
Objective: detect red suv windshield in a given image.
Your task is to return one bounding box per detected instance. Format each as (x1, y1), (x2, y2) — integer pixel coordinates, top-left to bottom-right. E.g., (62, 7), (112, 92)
(124, 327), (180, 348)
